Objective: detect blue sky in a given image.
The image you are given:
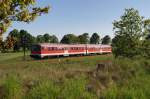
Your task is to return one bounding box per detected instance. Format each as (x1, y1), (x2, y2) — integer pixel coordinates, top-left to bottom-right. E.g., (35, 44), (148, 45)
(4, 0), (150, 40)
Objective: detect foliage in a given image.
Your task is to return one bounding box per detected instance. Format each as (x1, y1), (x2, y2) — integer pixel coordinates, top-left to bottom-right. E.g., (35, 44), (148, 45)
(5, 35), (16, 49)
(36, 35), (44, 43)
(61, 34), (79, 44)
(102, 35), (111, 44)
(27, 80), (60, 99)
(144, 19), (150, 39)
(0, 39), (2, 51)
(61, 77), (96, 99)
(20, 30), (36, 49)
(141, 40), (150, 58)
(78, 33), (90, 44)
(0, 0), (49, 39)
(2, 29), (36, 52)
(43, 33), (50, 43)
(50, 35), (59, 43)
(36, 33), (59, 43)
(0, 53), (150, 99)
(112, 8), (144, 58)
(90, 33), (100, 44)
(2, 75), (22, 99)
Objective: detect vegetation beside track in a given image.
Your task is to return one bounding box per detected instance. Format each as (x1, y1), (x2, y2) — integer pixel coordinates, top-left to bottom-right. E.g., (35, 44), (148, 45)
(0, 52), (150, 99)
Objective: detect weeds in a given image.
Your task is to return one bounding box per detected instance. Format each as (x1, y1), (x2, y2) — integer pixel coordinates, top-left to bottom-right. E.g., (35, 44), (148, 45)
(0, 53), (150, 99)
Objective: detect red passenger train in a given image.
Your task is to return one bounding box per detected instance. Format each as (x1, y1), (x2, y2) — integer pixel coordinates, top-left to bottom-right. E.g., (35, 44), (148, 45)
(31, 43), (112, 58)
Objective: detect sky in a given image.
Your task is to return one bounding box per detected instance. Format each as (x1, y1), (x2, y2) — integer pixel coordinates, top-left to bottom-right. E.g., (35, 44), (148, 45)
(3, 0), (150, 40)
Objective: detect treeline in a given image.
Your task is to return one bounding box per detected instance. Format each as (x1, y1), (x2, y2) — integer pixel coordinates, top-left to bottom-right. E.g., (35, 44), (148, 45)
(0, 29), (111, 52)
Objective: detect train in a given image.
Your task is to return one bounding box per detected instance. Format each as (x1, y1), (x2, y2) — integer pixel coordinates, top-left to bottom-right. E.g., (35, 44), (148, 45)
(30, 43), (112, 58)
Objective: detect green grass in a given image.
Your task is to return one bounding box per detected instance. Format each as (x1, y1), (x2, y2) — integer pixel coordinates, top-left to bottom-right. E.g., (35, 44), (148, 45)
(0, 52), (150, 99)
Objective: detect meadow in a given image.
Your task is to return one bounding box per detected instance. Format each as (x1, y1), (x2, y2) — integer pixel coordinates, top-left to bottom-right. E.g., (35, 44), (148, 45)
(0, 52), (150, 99)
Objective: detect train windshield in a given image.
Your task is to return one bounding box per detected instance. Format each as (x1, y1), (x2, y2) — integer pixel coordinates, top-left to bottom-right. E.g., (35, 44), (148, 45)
(31, 45), (41, 51)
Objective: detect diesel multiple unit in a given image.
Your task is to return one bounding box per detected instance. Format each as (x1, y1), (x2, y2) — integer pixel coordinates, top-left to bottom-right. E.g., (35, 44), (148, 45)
(31, 43), (112, 58)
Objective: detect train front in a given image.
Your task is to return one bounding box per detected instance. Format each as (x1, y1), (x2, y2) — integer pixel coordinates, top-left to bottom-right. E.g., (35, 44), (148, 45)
(30, 44), (42, 58)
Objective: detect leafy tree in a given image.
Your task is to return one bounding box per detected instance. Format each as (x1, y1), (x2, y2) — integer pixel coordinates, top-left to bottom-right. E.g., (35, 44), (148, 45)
(20, 30), (29, 46)
(50, 35), (59, 43)
(112, 8), (144, 58)
(141, 40), (150, 58)
(90, 33), (100, 44)
(5, 36), (16, 50)
(8, 29), (20, 51)
(36, 35), (44, 43)
(0, 39), (3, 51)
(20, 29), (35, 49)
(141, 19), (150, 58)
(78, 33), (89, 44)
(146, 34), (150, 40)
(102, 35), (111, 44)
(0, 0), (49, 39)
(0, 41), (7, 52)
(144, 19), (150, 40)
(9, 29), (19, 38)
(61, 34), (78, 44)
(43, 33), (50, 43)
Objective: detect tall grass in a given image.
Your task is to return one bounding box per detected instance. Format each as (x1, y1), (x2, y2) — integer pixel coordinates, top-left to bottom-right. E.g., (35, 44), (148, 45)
(0, 74), (22, 99)
(0, 53), (150, 99)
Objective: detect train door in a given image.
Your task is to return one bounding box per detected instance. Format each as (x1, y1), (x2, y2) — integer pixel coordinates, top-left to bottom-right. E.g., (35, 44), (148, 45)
(64, 47), (69, 56)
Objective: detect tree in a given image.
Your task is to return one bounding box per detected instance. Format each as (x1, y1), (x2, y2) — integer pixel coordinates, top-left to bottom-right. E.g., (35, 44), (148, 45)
(141, 19), (150, 58)
(141, 40), (150, 58)
(43, 33), (50, 43)
(61, 34), (78, 44)
(112, 8), (144, 58)
(144, 19), (150, 40)
(5, 35), (16, 50)
(50, 35), (59, 43)
(20, 29), (35, 49)
(0, 41), (7, 52)
(102, 35), (111, 44)
(78, 33), (89, 44)
(9, 29), (19, 38)
(0, 0), (49, 39)
(36, 35), (44, 43)
(20, 30), (29, 46)
(90, 33), (100, 44)
(8, 29), (20, 51)
(0, 40), (2, 51)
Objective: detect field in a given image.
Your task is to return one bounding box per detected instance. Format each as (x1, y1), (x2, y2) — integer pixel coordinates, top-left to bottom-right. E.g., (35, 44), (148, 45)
(0, 52), (150, 99)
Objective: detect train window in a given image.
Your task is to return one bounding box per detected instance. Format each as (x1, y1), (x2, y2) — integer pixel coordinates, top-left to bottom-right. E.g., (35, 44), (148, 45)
(48, 47), (52, 51)
(51, 47), (54, 50)
(41, 47), (44, 50)
(31, 45), (41, 51)
(63, 47), (68, 50)
(52, 47), (55, 50)
(54, 47), (57, 50)
(48, 47), (57, 51)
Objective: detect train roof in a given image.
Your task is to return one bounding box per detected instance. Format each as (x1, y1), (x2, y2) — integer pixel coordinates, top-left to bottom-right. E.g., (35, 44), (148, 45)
(34, 43), (111, 48)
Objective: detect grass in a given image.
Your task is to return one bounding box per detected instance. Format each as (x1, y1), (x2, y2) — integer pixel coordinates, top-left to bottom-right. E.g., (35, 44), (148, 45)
(0, 52), (150, 99)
